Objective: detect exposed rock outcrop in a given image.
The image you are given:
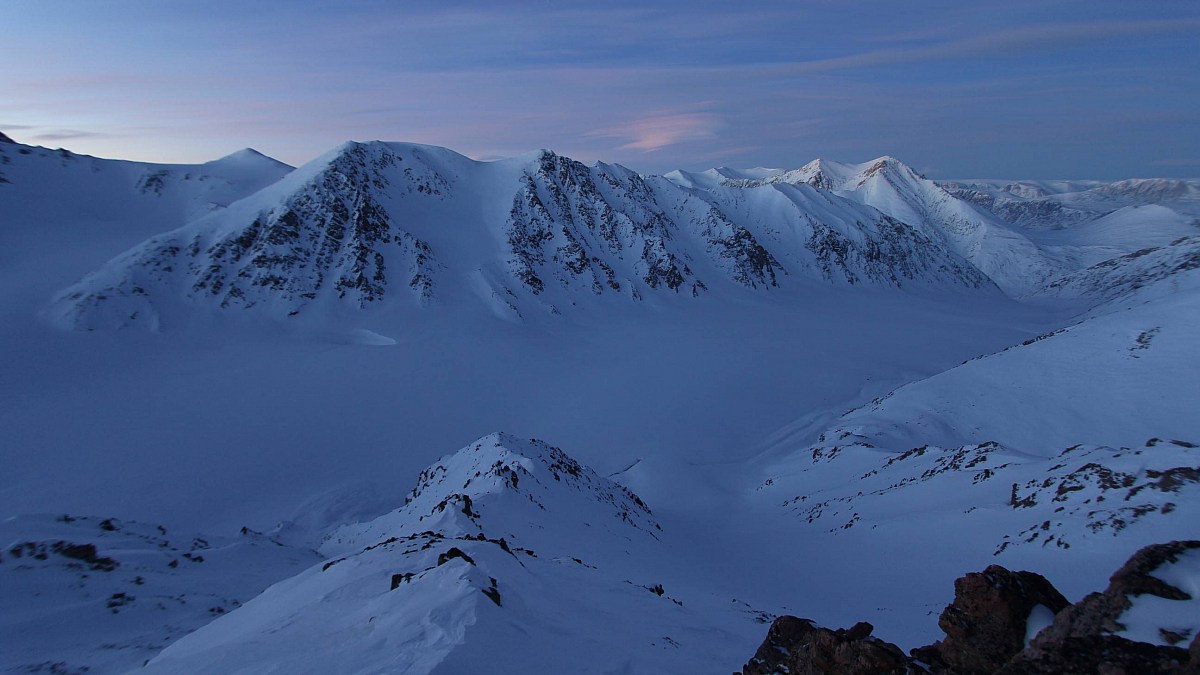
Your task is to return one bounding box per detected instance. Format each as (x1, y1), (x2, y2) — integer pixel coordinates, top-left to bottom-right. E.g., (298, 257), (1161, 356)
(740, 541), (1200, 675)
(913, 566), (1069, 674)
(998, 634), (1189, 674)
(1002, 541), (1200, 674)
(740, 617), (911, 675)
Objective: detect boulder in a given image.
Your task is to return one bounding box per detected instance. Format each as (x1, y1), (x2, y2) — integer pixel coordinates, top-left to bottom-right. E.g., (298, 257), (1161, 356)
(914, 565), (1069, 674)
(1003, 541), (1200, 674)
(740, 616), (911, 675)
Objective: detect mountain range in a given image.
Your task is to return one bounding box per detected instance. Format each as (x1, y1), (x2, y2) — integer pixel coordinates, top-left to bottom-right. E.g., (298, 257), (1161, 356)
(1, 134), (1197, 673)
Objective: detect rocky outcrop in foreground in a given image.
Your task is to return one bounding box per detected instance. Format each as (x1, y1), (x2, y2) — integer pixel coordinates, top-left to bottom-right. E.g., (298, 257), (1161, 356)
(740, 541), (1200, 674)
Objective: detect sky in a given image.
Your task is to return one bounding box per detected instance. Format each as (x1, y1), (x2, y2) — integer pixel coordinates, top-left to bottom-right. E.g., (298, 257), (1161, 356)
(3, 0), (1199, 179)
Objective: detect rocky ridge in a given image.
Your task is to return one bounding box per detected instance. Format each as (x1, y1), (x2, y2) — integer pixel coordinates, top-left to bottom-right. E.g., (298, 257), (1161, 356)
(137, 433), (754, 674)
(740, 541), (1200, 674)
(48, 142), (994, 331)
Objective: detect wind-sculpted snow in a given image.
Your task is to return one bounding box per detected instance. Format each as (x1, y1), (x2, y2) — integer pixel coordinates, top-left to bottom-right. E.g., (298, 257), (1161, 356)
(50, 142), (995, 330)
(139, 433), (757, 674)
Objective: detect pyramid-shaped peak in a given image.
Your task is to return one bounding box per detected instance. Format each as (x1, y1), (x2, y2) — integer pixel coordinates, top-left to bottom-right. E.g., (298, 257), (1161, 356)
(320, 433), (660, 556)
(205, 147), (294, 172)
(859, 155), (918, 179)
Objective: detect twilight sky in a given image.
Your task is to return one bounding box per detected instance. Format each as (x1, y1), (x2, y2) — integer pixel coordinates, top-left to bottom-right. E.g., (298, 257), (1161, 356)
(4, 1), (1199, 179)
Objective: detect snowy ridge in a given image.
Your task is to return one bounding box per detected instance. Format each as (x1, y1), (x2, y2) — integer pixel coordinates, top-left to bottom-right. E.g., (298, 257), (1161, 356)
(139, 433), (754, 674)
(674, 179), (991, 288)
(49, 142), (996, 330)
(672, 156), (1063, 294)
(942, 177), (1200, 238)
(1041, 234), (1200, 307)
(504, 151), (712, 299)
(320, 432), (660, 556)
(0, 139), (292, 223)
(49, 142), (446, 330)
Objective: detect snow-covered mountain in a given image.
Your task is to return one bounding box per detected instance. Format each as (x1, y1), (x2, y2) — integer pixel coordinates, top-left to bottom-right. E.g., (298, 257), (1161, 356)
(48, 142), (995, 331)
(942, 177), (1200, 271)
(140, 434), (760, 674)
(667, 157), (1064, 294)
(0, 137), (293, 330)
(3, 135), (1198, 673)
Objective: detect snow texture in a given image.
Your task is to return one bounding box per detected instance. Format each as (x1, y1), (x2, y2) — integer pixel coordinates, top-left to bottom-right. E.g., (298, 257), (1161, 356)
(1, 134), (1198, 672)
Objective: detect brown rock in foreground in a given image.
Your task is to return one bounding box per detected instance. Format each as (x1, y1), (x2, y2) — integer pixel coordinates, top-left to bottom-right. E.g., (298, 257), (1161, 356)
(998, 634), (1188, 674)
(915, 565), (1069, 674)
(1001, 540), (1200, 674)
(740, 616), (912, 675)
(739, 541), (1200, 674)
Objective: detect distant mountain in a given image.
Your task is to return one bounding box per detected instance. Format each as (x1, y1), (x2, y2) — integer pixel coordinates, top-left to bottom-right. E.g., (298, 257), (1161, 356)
(669, 157), (1065, 295)
(0, 137), (296, 332)
(49, 142), (991, 331)
(0, 139), (292, 221)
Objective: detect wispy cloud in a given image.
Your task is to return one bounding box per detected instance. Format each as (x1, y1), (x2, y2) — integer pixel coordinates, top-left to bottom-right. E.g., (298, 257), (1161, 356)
(776, 18), (1200, 74)
(589, 112), (721, 152)
(1150, 159), (1200, 167)
(32, 129), (115, 142)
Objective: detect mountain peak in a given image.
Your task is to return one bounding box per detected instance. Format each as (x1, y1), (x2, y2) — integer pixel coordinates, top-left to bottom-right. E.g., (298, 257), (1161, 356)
(318, 432), (660, 557)
(0, 130), (15, 144)
(204, 147), (294, 172)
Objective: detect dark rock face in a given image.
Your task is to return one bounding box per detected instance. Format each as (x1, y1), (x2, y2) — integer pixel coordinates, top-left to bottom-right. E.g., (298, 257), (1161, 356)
(915, 565), (1069, 674)
(1003, 541), (1200, 673)
(0, 131), (15, 144)
(1189, 633), (1200, 674)
(998, 634), (1189, 674)
(505, 151), (707, 297)
(740, 617), (911, 675)
(740, 541), (1200, 674)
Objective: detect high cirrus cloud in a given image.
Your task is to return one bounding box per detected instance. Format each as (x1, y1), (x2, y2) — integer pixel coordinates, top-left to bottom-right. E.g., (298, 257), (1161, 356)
(777, 18), (1200, 75)
(588, 112), (721, 152)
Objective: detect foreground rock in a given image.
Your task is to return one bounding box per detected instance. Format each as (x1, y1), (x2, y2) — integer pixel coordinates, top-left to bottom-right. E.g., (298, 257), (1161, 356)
(741, 617), (911, 675)
(1001, 540), (1200, 674)
(740, 541), (1200, 674)
(913, 566), (1069, 674)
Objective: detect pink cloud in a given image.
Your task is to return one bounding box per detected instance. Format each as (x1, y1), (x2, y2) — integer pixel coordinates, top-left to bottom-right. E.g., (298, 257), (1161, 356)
(589, 112), (721, 153)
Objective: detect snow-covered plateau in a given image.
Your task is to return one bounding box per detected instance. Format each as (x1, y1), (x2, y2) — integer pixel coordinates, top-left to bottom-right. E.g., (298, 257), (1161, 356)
(1, 134), (1197, 673)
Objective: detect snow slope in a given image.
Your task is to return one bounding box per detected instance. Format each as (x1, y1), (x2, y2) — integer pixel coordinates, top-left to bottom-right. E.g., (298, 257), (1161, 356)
(2, 139), (1198, 672)
(0, 513), (319, 674)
